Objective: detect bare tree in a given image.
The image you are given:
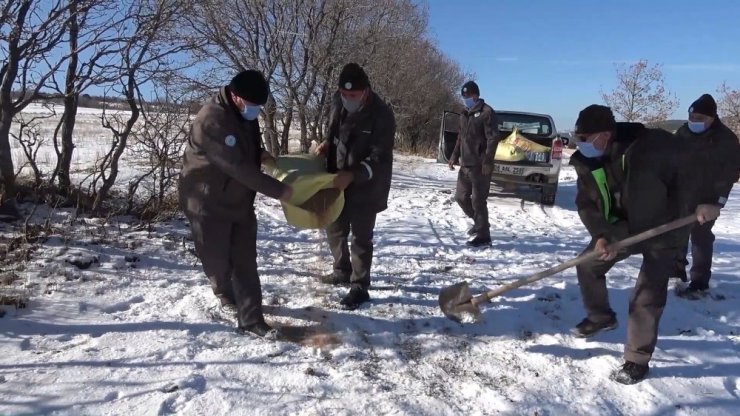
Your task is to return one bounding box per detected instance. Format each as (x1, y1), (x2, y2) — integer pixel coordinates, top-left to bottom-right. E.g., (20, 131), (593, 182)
(126, 82), (191, 215)
(601, 59), (679, 124)
(0, 0), (75, 207)
(186, 0), (465, 157)
(49, 0), (126, 195)
(89, 0), (191, 213)
(185, 0), (301, 155)
(10, 104), (57, 187)
(717, 82), (740, 136)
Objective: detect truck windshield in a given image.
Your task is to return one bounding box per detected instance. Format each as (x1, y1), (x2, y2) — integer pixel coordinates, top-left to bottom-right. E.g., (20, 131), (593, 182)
(497, 113), (552, 135)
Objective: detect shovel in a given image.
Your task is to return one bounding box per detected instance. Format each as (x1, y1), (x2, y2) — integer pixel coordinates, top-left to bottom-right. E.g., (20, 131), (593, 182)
(439, 214), (697, 323)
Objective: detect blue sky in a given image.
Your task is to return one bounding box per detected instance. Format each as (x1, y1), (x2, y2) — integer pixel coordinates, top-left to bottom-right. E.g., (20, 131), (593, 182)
(426, 0), (740, 131)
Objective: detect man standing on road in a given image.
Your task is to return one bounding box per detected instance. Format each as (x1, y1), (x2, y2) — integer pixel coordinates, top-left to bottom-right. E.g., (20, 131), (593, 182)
(673, 94), (740, 298)
(179, 69), (293, 339)
(314, 63), (395, 310)
(448, 81), (500, 247)
(568, 104), (713, 384)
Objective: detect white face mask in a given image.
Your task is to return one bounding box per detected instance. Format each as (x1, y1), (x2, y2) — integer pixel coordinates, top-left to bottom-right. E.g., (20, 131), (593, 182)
(341, 90), (367, 113)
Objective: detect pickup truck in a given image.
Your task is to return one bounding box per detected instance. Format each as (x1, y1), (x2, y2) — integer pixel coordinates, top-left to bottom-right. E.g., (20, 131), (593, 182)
(437, 110), (569, 205)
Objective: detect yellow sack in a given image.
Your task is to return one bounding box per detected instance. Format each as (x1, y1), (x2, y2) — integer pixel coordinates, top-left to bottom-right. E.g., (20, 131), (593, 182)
(494, 141), (527, 162)
(267, 154), (344, 229)
(499, 127), (551, 153)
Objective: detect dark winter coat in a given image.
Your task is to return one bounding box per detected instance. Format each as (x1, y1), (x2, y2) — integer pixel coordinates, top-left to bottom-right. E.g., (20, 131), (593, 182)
(569, 122), (693, 250)
(450, 99), (501, 167)
(674, 118), (740, 208)
(178, 87), (286, 222)
(325, 90), (396, 213)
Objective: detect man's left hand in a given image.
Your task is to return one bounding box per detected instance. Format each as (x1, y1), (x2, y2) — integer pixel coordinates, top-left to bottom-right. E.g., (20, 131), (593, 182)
(482, 164), (493, 176)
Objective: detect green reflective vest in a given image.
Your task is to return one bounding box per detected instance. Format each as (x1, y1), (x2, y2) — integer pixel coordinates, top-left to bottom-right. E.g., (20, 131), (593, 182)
(590, 155), (625, 224)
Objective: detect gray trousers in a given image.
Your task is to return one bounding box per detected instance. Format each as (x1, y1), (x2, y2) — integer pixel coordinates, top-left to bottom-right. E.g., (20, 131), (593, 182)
(326, 209), (377, 288)
(678, 220), (716, 287)
(188, 213), (264, 327)
(576, 239), (676, 365)
(454, 166), (491, 239)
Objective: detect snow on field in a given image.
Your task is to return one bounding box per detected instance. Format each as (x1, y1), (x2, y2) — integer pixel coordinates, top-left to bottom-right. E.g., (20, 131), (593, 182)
(10, 104), (304, 190)
(1, 106), (739, 415)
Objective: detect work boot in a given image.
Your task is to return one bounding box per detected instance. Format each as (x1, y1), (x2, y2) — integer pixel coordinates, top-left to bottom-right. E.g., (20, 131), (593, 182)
(219, 303), (238, 316)
(670, 269), (688, 282)
(320, 272), (351, 286)
(340, 285), (370, 310)
(570, 316), (618, 338)
(611, 361), (649, 385)
(675, 281), (709, 300)
(238, 321), (282, 340)
(466, 236), (491, 248)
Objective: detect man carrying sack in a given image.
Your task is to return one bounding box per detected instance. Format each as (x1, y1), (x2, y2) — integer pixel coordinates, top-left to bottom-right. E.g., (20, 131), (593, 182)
(179, 69), (293, 339)
(314, 63), (396, 310)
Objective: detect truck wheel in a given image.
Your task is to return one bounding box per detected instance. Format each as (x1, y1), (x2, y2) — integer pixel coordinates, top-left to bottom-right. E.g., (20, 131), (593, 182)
(541, 185), (557, 206)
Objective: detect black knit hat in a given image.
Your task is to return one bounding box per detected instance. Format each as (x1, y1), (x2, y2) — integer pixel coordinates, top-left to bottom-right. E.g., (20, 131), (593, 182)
(689, 94), (717, 117)
(575, 104), (617, 134)
(461, 81), (480, 97)
(228, 70), (269, 105)
(338, 63), (370, 91)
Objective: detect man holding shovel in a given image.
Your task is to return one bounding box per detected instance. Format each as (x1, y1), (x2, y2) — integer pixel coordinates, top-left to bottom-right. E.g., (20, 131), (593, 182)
(313, 63), (396, 310)
(569, 105), (715, 384)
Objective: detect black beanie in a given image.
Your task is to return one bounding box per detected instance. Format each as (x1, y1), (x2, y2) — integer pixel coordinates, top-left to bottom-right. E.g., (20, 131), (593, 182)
(338, 63), (370, 91)
(461, 81), (480, 97)
(228, 70), (269, 105)
(575, 104), (617, 134)
(689, 94), (717, 117)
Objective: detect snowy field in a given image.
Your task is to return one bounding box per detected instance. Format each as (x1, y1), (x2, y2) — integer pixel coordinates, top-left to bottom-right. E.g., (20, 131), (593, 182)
(1, 106), (739, 415)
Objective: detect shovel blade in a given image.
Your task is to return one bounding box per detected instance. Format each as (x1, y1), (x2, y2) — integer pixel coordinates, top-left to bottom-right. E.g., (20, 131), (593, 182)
(438, 281), (481, 323)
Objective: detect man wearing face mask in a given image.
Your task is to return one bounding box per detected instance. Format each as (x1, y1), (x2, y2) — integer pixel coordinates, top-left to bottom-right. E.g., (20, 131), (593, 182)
(568, 104), (706, 384)
(179, 69), (293, 339)
(448, 81), (500, 247)
(313, 63), (395, 310)
(672, 94), (740, 298)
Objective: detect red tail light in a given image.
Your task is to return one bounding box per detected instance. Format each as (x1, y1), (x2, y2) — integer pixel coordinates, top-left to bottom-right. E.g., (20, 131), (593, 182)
(551, 137), (563, 160)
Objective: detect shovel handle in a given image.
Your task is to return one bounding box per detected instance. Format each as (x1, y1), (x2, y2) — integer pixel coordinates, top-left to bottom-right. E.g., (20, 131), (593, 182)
(471, 214), (697, 306)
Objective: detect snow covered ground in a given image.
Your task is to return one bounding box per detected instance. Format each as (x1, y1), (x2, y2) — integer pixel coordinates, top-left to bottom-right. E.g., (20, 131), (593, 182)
(1, 106), (739, 415)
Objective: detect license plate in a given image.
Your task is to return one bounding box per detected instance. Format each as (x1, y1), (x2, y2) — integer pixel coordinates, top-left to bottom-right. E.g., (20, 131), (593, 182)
(525, 151), (549, 163)
(493, 164), (525, 176)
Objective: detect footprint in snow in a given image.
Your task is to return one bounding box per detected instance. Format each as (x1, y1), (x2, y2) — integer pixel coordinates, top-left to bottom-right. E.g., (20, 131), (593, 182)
(101, 295), (145, 314)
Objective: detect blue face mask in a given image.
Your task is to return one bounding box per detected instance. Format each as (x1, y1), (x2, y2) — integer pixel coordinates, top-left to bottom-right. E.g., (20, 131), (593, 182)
(688, 121), (707, 134)
(463, 97), (476, 109)
(577, 134), (605, 158)
(241, 105), (261, 121)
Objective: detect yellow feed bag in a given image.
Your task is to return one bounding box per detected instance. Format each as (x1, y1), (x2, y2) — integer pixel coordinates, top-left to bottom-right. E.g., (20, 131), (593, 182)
(494, 127), (551, 161)
(267, 154), (344, 229)
(494, 142), (526, 162)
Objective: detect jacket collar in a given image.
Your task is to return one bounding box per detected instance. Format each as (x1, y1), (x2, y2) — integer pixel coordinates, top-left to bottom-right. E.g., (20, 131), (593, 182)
(219, 86), (244, 119)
